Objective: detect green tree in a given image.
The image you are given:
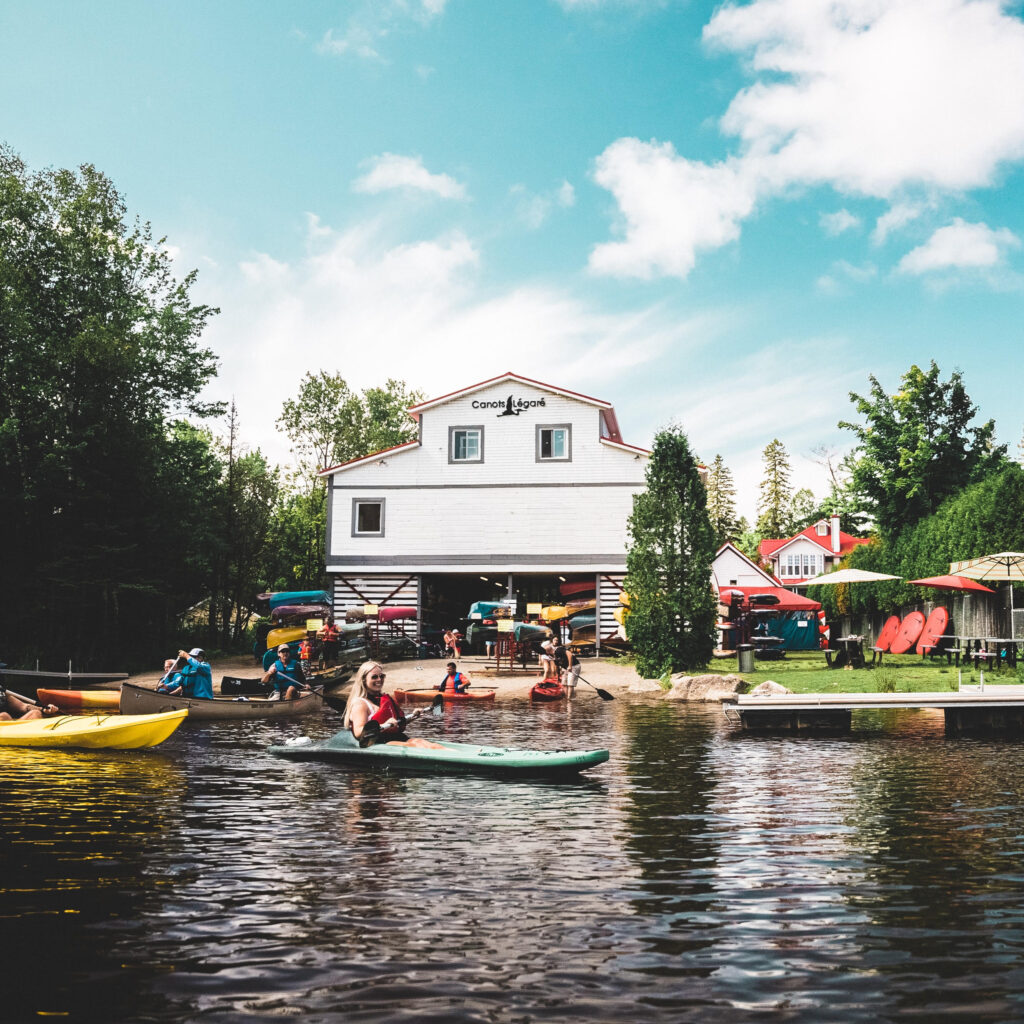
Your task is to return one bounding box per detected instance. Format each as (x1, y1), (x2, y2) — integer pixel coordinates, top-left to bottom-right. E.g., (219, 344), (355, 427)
(704, 454), (741, 548)
(787, 487), (817, 533)
(275, 373), (423, 590)
(755, 439), (793, 538)
(0, 146), (221, 667)
(839, 361), (1007, 539)
(625, 426), (716, 677)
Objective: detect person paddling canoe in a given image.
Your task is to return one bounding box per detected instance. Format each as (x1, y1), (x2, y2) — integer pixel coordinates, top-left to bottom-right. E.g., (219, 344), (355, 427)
(262, 644), (307, 700)
(437, 662), (471, 694)
(344, 661), (442, 749)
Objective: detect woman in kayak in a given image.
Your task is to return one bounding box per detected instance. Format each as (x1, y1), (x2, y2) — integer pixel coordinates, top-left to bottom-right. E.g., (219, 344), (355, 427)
(438, 662), (471, 693)
(344, 661), (442, 748)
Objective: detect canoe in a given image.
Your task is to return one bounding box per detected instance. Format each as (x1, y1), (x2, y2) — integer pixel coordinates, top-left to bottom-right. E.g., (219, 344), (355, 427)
(263, 590), (332, 610)
(394, 687), (496, 703)
(268, 729), (608, 777)
(889, 611), (926, 655)
(540, 605), (569, 621)
(267, 626), (308, 650)
(119, 682), (321, 720)
(0, 709), (187, 749)
(559, 581), (595, 598)
(568, 612), (596, 631)
(220, 675), (274, 697)
(565, 598), (596, 613)
(514, 623), (552, 642)
(271, 603), (333, 623)
(37, 688), (120, 711)
(378, 606), (417, 623)
(530, 680), (565, 702)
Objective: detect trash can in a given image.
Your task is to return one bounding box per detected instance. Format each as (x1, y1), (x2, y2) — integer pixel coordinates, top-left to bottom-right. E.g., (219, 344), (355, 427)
(737, 644), (754, 673)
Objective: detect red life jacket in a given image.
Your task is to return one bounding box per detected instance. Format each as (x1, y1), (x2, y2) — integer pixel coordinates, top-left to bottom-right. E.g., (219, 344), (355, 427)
(369, 692), (406, 735)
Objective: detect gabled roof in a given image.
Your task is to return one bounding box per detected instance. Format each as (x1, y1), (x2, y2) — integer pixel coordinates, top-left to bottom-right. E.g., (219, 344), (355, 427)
(713, 542), (781, 587)
(759, 522), (870, 562)
(319, 439), (420, 477)
(408, 371), (623, 441)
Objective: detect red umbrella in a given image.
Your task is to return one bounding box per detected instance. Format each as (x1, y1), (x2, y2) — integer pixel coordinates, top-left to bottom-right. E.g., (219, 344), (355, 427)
(908, 574), (995, 594)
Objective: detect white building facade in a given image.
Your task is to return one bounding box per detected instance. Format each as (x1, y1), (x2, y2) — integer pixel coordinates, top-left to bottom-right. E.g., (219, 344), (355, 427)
(321, 373), (650, 650)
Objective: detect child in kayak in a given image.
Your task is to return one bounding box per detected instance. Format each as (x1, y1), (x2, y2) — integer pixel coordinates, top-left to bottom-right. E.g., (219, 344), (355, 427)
(344, 661), (442, 748)
(438, 662), (471, 693)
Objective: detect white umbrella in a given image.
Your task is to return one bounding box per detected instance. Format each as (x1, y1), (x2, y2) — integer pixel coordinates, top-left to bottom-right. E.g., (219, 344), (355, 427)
(801, 568), (901, 586)
(950, 552), (1024, 638)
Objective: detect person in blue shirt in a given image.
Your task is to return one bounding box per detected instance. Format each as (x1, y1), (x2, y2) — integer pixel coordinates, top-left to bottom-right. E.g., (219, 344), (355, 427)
(162, 648), (214, 700)
(261, 644), (307, 700)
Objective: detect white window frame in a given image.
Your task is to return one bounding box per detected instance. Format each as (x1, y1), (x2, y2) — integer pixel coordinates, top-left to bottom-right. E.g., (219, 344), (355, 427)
(449, 426), (484, 464)
(351, 498), (385, 537)
(536, 423), (572, 463)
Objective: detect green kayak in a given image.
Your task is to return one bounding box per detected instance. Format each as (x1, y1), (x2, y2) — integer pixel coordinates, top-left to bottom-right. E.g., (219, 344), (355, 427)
(268, 729), (609, 777)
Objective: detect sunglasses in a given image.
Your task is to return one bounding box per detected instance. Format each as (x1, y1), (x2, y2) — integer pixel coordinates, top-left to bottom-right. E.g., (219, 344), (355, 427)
(368, 673), (386, 681)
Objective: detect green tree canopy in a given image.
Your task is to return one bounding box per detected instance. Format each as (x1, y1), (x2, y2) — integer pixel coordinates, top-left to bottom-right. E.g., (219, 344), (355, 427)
(625, 425), (716, 677)
(0, 145), (222, 667)
(839, 361), (1007, 539)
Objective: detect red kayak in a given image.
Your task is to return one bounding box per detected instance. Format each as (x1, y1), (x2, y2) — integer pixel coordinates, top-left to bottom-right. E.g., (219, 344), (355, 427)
(36, 688), (121, 711)
(394, 687), (496, 703)
(530, 680), (565, 702)
(559, 581), (595, 598)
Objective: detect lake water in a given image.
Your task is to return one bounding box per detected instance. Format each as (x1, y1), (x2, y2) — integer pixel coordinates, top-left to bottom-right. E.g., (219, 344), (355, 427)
(4, 696), (1024, 1022)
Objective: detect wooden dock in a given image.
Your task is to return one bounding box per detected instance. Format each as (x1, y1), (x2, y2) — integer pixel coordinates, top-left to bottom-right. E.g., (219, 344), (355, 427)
(725, 687), (1024, 735)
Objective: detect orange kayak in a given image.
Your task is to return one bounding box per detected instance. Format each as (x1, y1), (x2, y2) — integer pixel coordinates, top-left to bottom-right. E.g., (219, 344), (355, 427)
(530, 680), (565, 702)
(36, 688), (121, 711)
(394, 687), (496, 703)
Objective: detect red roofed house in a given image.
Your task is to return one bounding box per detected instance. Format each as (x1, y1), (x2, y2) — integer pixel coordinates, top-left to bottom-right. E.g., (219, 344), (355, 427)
(759, 515), (870, 587)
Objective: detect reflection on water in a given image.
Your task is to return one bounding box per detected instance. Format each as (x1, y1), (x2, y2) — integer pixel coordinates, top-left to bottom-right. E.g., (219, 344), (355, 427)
(5, 700), (1024, 1021)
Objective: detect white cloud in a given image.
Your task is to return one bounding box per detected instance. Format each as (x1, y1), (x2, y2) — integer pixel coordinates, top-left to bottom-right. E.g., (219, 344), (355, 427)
(589, 138), (758, 279)
(201, 217), (705, 467)
(816, 259), (877, 294)
(592, 0), (1024, 279)
(316, 0), (447, 61)
(509, 180), (577, 229)
(872, 202), (923, 245)
(898, 218), (1020, 274)
(353, 154), (467, 199)
(819, 209), (860, 236)
(557, 180), (576, 207)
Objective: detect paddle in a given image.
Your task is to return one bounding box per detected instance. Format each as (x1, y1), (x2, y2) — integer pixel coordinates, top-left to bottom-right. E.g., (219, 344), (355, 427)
(357, 694), (443, 746)
(7, 689), (60, 715)
(575, 674), (615, 701)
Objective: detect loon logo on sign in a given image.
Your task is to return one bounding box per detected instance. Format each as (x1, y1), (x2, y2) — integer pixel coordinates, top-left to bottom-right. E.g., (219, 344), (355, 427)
(472, 394), (547, 415)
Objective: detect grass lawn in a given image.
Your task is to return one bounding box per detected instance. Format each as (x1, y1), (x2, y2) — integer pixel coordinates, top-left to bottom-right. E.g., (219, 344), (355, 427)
(704, 650), (1024, 694)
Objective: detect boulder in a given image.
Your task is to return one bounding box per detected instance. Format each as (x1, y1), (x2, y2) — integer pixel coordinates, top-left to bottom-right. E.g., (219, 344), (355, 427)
(629, 678), (666, 693)
(749, 680), (791, 696)
(663, 673), (749, 702)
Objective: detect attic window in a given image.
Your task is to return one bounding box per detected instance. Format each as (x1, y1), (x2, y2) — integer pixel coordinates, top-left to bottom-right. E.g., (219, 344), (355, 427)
(816, 521), (828, 536)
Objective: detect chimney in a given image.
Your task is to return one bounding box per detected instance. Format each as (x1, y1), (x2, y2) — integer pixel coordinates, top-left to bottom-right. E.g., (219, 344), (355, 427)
(831, 514), (840, 554)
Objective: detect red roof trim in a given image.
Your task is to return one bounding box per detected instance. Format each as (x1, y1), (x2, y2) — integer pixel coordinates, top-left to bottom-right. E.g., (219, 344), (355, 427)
(319, 439), (420, 477)
(600, 437), (650, 456)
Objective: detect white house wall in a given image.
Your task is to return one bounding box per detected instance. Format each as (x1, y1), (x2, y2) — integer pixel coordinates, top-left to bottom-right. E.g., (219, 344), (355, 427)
(326, 383), (648, 573)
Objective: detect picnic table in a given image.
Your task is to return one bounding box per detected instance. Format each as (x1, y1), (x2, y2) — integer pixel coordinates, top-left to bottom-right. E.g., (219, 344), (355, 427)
(825, 635), (866, 670)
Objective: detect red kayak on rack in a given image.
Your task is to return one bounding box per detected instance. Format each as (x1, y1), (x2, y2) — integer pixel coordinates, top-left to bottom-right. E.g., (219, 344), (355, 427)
(530, 680), (565, 702)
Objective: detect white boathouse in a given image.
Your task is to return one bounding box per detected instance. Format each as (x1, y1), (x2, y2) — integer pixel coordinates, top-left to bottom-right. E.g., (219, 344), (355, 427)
(320, 372), (650, 652)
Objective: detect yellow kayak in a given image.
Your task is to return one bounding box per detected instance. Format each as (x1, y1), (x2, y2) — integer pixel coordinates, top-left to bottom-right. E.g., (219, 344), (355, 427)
(619, 591), (631, 606)
(0, 709), (188, 749)
(267, 626), (307, 650)
(613, 606), (628, 625)
(541, 605), (569, 621)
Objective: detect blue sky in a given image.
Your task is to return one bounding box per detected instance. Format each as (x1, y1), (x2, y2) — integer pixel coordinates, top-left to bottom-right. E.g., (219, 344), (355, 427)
(4, 0), (1024, 519)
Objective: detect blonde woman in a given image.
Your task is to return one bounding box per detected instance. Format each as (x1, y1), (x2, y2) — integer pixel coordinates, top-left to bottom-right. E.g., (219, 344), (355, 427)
(344, 661), (442, 748)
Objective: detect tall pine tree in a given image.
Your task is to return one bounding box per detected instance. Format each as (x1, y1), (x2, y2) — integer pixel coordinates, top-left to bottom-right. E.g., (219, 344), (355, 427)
(625, 426), (716, 677)
(705, 454), (741, 548)
(756, 439), (793, 538)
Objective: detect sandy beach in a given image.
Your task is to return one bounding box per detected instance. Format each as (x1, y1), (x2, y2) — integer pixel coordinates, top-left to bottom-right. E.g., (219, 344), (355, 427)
(121, 652), (648, 700)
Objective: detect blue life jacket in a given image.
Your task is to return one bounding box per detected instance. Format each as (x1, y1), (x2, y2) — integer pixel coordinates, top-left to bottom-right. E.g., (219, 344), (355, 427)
(441, 671), (467, 693)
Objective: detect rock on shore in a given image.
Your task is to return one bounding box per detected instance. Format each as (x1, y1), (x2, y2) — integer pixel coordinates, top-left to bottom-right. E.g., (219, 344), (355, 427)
(663, 673), (749, 702)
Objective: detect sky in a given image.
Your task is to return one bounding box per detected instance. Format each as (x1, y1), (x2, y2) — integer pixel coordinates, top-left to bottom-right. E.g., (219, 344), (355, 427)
(3, 0), (1024, 520)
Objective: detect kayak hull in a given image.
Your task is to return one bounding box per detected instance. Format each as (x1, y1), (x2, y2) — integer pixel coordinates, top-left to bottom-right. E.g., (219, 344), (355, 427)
(530, 680), (565, 702)
(269, 730), (608, 777)
(120, 682), (321, 720)
(394, 687), (496, 703)
(37, 688), (121, 711)
(0, 709), (187, 749)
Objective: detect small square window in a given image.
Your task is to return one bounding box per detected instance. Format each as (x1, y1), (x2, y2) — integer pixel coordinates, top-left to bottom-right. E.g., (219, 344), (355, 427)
(352, 499), (385, 537)
(537, 424), (571, 462)
(450, 426), (484, 463)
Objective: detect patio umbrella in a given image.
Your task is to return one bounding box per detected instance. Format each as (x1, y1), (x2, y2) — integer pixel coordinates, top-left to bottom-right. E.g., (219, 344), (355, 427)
(908, 574), (995, 594)
(949, 552), (1024, 638)
(802, 568), (901, 586)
